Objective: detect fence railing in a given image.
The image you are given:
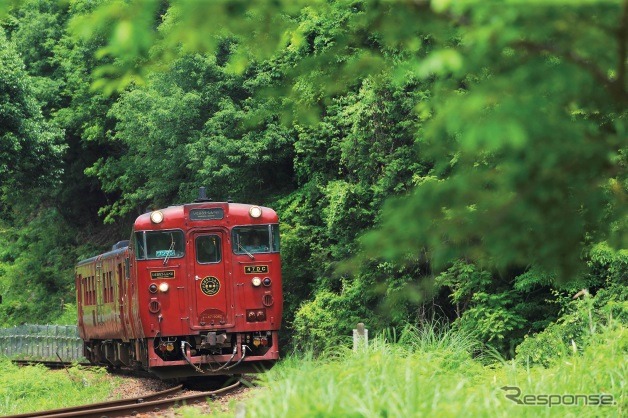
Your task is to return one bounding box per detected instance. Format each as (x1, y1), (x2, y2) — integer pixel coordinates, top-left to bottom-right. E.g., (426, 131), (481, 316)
(0, 324), (86, 362)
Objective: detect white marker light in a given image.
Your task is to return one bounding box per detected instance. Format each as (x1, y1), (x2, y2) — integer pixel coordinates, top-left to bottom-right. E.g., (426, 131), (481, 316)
(249, 206), (262, 218)
(252, 277), (262, 287)
(158, 282), (169, 292)
(150, 211), (164, 224)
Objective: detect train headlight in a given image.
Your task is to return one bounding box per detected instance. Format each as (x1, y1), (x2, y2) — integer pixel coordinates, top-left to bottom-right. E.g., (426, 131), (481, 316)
(159, 282), (169, 292)
(251, 277), (262, 287)
(249, 206), (262, 218)
(150, 210), (164, 224)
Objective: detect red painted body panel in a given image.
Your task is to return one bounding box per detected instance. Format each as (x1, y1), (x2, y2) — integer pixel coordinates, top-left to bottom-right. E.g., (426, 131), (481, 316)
(75, 201), (283, 377)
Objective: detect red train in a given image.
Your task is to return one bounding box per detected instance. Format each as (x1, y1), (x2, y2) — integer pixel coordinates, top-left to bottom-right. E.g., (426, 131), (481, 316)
(75, 190), (283, 379)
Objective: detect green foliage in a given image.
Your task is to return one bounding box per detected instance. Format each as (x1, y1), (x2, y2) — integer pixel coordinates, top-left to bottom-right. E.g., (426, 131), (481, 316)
(0, 0), (125, 325)
(52, 303), (78, 325)
(587, 242), (628, 285)
(88, 52), (296, 222)
(434, 246), (627, 356)
(278, 74), (427, 349)
(0, 359), (114, 415)
(58, 1), (628, 278)
(355, 1), (627, 280)
(516, 247), (628, 366)
(434, 262), (551, 354)
(0, 209), (83, 326)
(291, 285), (372, 353)
(0, 27), (65, 206)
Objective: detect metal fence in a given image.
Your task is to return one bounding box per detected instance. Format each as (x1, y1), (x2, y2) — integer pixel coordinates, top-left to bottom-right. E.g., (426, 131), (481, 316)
(0, 324), (86, 362)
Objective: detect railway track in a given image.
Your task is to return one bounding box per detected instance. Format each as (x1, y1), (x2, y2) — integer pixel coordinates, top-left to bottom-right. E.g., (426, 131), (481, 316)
(5, 380), (241, 418)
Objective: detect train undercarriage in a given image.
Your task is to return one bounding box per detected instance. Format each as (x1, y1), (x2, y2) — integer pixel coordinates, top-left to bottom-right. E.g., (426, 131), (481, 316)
(83, 331), (278, 379)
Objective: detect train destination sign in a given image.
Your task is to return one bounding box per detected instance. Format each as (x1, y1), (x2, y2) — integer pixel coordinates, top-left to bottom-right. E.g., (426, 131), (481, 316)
(244, 265), (269, 274)
(190, 208), (224, 221)
(151, 270), (175, 279)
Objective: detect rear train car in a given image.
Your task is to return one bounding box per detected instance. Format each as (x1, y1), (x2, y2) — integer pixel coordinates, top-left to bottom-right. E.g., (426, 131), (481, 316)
(75, 195), (283, 379)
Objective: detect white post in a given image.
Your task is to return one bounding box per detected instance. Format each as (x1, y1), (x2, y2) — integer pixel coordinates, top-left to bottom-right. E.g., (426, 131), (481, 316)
(353, 322), (368, 351)
(235, 402), (246, 418)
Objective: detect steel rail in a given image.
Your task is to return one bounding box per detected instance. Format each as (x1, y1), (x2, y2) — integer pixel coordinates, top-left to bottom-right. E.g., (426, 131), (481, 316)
(5, 384), (182, 418)
(2, 382), (243, 418)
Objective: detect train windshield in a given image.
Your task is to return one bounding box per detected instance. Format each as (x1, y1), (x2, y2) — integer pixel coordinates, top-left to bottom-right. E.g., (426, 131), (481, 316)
(134, 230), (185, 260)
(232, 225), (280, 254)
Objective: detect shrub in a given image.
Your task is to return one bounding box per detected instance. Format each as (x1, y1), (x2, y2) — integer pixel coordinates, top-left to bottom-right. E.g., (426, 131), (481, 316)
(516, 287), (628, 367)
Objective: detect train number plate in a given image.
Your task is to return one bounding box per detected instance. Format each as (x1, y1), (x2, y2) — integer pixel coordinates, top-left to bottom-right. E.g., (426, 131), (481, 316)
(150, 270), (175, 279)
(244, 265), (269, 274)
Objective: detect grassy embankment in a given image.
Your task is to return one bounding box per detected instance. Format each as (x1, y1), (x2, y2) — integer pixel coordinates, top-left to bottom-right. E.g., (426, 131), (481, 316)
(0, 361), (115, 416)
(185, 323), (625, 418)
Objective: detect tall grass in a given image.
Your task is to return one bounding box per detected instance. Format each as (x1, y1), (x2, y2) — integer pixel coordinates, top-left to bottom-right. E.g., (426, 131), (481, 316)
(0, 359), (115, 415)
(202, 322), (625, 418)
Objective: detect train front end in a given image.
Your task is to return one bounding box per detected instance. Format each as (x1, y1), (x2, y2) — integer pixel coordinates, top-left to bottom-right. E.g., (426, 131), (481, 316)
(132, 201), (283, 378)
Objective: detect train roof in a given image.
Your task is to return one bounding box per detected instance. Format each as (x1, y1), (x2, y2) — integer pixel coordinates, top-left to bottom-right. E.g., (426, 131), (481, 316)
(76, 202), (278, 266)
(76, 246), (127, 267)
(133, 202), (279, 231)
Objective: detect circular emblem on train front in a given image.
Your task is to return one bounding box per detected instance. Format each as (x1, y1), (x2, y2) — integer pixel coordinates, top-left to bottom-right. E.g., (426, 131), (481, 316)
(200, 276), (220, 296)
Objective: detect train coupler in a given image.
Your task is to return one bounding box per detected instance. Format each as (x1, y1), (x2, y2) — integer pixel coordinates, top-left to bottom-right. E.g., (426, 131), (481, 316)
(200, 331), (228, 349)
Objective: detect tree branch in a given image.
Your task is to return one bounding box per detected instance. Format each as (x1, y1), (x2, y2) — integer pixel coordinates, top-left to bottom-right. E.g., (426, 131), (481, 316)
(514, 40), (627, 106)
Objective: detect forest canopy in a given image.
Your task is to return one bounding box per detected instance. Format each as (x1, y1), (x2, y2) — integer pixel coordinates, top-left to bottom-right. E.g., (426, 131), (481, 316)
(66, 0), (628, 277)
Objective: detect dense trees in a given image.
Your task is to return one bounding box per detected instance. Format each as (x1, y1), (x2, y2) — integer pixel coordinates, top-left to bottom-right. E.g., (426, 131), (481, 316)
(0, 0), (625, 355)
(0, 28), (64, 207)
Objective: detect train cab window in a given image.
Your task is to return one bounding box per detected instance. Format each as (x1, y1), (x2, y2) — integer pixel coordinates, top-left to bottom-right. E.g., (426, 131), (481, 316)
(134, 232), (146, 260)
(196, 235), (221, 263)
(232, 225), (278, 254)
(134, 230), (185, 260)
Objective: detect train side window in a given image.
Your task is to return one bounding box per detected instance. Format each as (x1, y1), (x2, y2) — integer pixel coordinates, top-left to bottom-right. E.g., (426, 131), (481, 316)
(88, 276), (93, 305)
(124, 258), (130, 279)
(196, 235), (221, 264)
(108, 272), (114, 302)
(103, 274), (108, 303)
(83, 276), (88, 305)
(105, 273), (109, 303)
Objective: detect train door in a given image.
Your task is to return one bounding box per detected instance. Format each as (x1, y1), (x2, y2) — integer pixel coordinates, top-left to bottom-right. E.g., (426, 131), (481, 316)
(117, 262), (129, 342)
(190, 231), (234, 328)
(96, 259), (103, 325)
